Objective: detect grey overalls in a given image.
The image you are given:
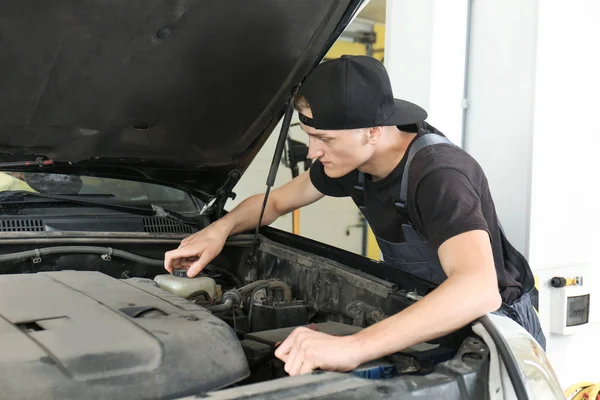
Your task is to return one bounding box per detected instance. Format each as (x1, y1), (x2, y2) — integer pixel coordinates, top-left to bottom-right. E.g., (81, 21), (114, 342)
(353, 128), (546, 350)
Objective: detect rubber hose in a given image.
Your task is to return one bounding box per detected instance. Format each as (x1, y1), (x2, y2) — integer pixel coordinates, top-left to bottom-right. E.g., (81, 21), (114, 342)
(186, 290), (212, 302)
(0, 246), (244, 287)
(204, 265), (242, 287)
(0, 246), (164, 266)
(204, 299), (233, 313)
(247, 283), (271, 331)
(238, 280), (272, 296)
(238, 280), (293, 304)
(267, 280), (292, 303)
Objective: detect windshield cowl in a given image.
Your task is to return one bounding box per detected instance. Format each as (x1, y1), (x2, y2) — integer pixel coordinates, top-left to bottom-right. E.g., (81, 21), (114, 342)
(0, 171), (203, 217)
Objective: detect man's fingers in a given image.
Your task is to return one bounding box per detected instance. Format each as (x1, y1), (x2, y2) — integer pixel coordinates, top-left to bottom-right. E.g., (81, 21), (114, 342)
(299, 361), (314, 375)
(179, 258), (196, 268)
(275, 327), (305, 360)
(284, 330), (311, 375)
(284, 345), (300, 375)
(164, 246), (203, 273)
(276, 351), (289, 363)
(186, 250), (213, 277)
(164, 251), (175, 273)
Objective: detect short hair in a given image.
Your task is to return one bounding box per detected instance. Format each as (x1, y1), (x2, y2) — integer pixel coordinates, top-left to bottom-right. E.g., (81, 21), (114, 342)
(397, 124), (419, 133)
(293, 95), (311, 111)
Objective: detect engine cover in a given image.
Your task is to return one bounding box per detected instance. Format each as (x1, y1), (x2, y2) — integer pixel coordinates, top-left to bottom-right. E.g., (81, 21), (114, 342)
(0, 271), (249, 399)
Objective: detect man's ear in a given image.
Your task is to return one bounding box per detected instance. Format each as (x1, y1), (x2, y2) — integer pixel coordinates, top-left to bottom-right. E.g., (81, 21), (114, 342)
(367, 126), (384, 143)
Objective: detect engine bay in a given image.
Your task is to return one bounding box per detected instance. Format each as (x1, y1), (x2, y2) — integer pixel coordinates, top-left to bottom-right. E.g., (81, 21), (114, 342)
(0, 233), (483, 399)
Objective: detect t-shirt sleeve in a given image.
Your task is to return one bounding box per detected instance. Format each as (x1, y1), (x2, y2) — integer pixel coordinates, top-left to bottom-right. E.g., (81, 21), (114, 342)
(415, 168), (490, 249)
(309, 160), (352, 197)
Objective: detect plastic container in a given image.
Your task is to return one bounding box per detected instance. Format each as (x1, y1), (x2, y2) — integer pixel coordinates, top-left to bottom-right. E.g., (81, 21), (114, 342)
(154, 273), (219, 300)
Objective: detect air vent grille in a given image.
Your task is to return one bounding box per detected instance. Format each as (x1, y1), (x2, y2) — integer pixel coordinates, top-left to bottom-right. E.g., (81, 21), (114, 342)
(0, 219), (45, 232)
(142, 218), (193, 234)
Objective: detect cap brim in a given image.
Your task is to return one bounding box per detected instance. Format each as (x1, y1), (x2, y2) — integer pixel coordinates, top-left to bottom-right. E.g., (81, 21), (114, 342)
(381, 99), (428, 126)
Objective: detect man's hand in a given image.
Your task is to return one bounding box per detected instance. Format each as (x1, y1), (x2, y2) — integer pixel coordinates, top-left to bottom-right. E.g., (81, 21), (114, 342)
(163, 222), (231, 277)
(274, 327), (363, 376)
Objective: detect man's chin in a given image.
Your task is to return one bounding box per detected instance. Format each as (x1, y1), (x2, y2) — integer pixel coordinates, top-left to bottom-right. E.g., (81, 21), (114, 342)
(323, 165), (349, 179)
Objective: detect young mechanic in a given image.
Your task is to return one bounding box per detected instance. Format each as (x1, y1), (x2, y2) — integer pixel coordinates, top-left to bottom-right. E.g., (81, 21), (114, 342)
(164, 55), (546, 376)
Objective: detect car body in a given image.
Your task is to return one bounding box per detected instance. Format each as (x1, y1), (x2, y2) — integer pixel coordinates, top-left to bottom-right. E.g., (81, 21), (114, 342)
(0, 1), (564, 399)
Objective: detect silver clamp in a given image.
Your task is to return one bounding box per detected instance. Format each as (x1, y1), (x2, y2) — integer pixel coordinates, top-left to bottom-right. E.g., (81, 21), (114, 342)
(32, 249), (42, 264)
(101, 247), (113, 262)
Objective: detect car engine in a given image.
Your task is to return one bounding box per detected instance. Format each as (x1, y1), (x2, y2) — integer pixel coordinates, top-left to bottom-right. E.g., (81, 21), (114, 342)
(0, 234), (469, 400)
(0, 270), (249, 399)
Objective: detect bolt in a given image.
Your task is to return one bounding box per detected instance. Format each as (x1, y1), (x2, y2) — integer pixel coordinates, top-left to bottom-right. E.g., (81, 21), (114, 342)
(156, 28), (170, 40)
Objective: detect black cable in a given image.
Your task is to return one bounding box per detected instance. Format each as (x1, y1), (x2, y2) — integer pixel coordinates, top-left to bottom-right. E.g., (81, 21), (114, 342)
(203, 265), (242, 287)
(478, 315), (530, 400)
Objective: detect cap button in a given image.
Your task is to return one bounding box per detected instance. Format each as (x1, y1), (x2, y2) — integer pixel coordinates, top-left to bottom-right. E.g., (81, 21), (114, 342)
(341, 55), (350, 60)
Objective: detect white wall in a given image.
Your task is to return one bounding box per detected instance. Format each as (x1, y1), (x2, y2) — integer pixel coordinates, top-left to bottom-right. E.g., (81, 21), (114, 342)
(527, 0), (600, 387)
(385, 0), (468, 145)
(384, 0), (434, 113)
(386, 0), (600, 388)
(528, 0), (600, 271)
(463, 0), (539, 256)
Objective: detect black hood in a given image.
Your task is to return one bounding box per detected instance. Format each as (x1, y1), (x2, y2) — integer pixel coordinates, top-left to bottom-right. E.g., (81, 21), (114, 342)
(0, 0), (365, 201)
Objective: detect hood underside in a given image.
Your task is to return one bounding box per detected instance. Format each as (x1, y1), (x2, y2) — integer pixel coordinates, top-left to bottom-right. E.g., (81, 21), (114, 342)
(0, 0), (364, 196)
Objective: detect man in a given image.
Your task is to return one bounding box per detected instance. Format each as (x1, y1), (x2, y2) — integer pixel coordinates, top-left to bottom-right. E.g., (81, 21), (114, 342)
(164, 55), (545, 376)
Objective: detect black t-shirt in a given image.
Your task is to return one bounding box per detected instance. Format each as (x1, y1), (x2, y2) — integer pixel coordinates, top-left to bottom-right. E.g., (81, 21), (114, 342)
(309, 129), (523, 303)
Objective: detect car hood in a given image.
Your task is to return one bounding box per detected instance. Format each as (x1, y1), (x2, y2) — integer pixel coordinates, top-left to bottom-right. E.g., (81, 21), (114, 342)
(0, 0), (365, 201)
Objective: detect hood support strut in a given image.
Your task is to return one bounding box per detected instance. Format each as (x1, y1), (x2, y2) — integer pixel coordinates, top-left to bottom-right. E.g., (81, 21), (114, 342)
(247, 86), (300, 265)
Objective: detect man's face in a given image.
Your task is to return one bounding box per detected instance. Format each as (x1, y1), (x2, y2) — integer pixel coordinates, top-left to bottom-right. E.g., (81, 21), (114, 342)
(299, 108), (374, 178)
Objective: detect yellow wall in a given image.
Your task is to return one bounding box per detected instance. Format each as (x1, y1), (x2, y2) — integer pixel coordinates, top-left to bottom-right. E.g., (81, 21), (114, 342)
(373, 23), (386, 62)
(325, 22), (386, 63)
(326, 41), (368, 58)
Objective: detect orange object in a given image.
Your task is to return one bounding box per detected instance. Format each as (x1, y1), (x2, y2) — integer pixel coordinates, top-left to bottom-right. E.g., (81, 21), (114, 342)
(292, 209), (300, 234)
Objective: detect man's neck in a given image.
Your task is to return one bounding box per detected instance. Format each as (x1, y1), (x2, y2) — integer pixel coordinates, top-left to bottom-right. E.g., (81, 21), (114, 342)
(359, 128), (416, 181)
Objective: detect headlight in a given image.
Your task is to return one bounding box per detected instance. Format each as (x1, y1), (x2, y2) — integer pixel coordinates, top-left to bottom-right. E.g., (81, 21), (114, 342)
(474, 314), (565, 400)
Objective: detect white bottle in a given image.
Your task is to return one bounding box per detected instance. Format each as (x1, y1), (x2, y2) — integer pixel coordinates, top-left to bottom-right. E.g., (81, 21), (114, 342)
(154, 270), (220, 300)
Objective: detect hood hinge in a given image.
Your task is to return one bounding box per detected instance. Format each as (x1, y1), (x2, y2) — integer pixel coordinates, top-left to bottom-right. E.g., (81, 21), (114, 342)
(213, 169), (241, 219)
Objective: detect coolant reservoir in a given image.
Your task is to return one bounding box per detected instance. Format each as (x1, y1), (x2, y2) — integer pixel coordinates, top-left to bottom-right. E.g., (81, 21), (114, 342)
(154, 270), (220, 300)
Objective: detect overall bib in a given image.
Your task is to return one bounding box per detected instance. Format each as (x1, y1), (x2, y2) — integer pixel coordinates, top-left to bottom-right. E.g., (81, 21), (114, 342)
(353, 130), (546, 350)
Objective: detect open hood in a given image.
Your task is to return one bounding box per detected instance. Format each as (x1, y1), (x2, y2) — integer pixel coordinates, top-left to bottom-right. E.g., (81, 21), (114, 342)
(0, 0), (365, 199)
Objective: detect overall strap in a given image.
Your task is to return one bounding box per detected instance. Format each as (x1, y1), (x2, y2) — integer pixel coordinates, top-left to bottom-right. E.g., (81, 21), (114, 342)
(353, 171), (366, 211)
(395, 133), (455, 218)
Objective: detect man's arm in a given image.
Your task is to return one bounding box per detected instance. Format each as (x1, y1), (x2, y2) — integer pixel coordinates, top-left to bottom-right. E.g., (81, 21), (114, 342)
(164, 170), (324, 276)
(349, 230), (501, 362)
(275, 230), (501, 375)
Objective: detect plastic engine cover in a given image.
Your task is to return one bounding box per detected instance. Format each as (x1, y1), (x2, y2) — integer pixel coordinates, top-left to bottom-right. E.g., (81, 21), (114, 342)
(0, 271), (249, 399)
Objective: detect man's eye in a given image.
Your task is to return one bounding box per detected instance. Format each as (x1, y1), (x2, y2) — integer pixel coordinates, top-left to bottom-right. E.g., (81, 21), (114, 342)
(321, 137), (330, 143)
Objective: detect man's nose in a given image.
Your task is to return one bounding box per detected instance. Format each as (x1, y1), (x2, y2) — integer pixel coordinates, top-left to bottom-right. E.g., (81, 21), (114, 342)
(307, 138), (323, 159)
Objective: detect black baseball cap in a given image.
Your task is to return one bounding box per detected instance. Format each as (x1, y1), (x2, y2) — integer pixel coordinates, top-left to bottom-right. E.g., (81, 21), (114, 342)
(297, 55), (427, 130)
